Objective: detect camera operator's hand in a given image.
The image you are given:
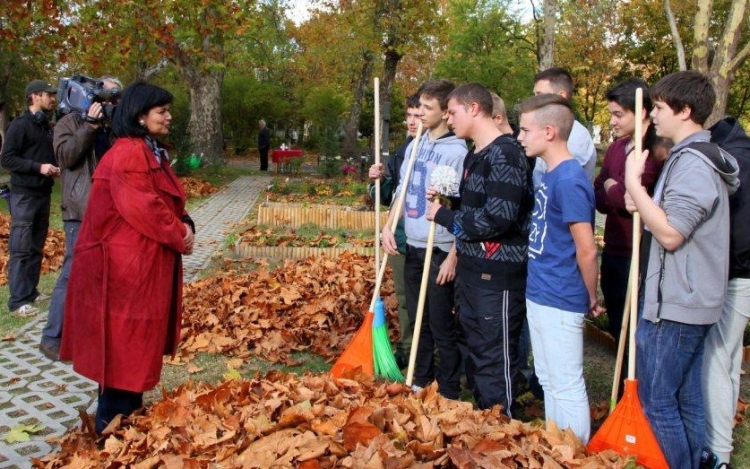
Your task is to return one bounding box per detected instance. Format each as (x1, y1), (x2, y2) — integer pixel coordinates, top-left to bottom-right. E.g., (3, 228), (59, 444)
(182, 223), (195, 255)
(39, 164), (60, 177)
(87, 102), (104, 128)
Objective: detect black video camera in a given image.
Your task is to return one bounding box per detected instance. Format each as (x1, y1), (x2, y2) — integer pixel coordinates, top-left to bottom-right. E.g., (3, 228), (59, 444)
(57, 75), (121, 123)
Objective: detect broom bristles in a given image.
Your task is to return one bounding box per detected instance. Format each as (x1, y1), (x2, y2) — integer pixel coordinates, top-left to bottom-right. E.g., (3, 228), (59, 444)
(372, 297), (405, 382)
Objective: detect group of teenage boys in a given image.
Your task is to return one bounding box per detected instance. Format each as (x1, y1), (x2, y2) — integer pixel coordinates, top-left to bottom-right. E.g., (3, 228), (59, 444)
(370, 68), (746, 469)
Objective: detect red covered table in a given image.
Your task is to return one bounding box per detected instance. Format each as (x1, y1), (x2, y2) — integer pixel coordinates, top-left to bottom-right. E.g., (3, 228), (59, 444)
(271, 148), (304, 173)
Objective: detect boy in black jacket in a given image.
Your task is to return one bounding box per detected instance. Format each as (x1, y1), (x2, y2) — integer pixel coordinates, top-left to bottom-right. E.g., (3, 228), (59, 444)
(427, 83), (533, 414)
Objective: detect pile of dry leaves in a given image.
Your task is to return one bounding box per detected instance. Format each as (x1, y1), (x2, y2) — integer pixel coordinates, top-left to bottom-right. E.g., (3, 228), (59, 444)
(34, 372), (627, 468)
(176, 253), (397, 365)
(237, 226), (373, 248)
(180, 177), (219, 198)
(0, 214), (65, 286)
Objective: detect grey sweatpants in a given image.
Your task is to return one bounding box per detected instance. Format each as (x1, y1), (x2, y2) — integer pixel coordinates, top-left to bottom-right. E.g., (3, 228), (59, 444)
(702, 277), (750, 464)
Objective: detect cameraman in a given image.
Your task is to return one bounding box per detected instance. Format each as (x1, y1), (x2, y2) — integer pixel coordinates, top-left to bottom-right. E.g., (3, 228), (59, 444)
(39, 76), (122, 361)
(1, 79), (59, 318)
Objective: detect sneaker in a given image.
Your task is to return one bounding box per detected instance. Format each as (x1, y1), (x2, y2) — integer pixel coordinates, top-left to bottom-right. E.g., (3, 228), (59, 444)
(39, 342), (61, 361)
(33, 293), (51, 303)
(699, 448), (719, 469)
(12, 304), (40, 317)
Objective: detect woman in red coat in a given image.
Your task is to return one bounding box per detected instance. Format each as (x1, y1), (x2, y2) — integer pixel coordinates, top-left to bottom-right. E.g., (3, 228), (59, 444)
(60, 82), (195, 434)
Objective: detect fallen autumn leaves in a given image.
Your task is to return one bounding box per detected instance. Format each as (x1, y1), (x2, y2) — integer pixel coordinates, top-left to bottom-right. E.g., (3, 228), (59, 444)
(175, 252), (399, 366)
(180, 177), (219, 198)
(33, 372), (628, 468)
(0, 214), (65, 286)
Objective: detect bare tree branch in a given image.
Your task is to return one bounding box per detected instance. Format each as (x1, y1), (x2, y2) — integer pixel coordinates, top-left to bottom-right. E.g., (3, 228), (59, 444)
(140, 57), (170, 80)
(724, 39), (750, 75)
(664, 0), (687, 70)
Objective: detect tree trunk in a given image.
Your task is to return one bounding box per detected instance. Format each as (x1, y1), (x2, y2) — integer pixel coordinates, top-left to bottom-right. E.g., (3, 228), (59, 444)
(380, 48), (402, 157)
(0, 59), (12, 145)
(540, 0), (557, 69)
(342, 50), (374, 159)
(692, 0), (750, 126)
(710, 73), (731, 126)
(181, 68), (226, 167)
(691, 0), (713, 72)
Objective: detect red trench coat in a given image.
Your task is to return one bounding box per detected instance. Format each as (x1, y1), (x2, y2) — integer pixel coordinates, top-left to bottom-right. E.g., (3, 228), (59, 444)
(60, 137), (189, 392)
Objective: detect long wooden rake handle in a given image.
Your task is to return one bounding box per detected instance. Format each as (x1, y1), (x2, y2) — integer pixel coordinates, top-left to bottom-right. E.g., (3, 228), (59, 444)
(368, 122), (424, 312)
(628, 87), (644, 381)
(610, 275), (632, 413)
(374, 77), (381, 272)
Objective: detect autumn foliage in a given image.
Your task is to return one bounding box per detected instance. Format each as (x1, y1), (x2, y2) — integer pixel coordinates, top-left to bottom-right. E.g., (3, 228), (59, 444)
(175, 253), (398, 366)
(180, 177), (220, 198)
(0, 214), (65, 286)
(34, 372), (628, 468)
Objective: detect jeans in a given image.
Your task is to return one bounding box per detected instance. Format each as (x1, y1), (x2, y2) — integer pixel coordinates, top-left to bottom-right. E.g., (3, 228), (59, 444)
(404, 245), (461, 399)
(702, 277), (750, 464)
(637, 318), (711, 469)
(42, 221), (81, 346)
(7, 192), (50, 311)
(96, 386), (143, 434)
(526, 300), (590, 443)
(457, 279), (525, 415)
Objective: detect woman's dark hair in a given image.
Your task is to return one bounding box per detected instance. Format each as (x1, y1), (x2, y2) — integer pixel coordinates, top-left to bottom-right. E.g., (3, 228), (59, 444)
(111, 81), (173, 138)
(605, 77), (652, 114)
(606, 78), (662, 155)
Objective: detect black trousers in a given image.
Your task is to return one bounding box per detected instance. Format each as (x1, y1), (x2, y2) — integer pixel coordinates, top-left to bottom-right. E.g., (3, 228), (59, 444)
(7, 192), (50, 311)
(404, 245), (462, 399)
(259, 147), (269, 171)
(96, 386), (143, 434)
(600, 251), (630, 397)
(456, 276), (526, 415)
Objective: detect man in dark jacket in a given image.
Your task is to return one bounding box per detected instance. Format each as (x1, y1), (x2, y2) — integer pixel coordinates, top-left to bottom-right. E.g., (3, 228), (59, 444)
(427, 83), (533, 415)
(1, 79), (60, 317)
(257, 119), (271, 171)
(39, 76), (121, 360)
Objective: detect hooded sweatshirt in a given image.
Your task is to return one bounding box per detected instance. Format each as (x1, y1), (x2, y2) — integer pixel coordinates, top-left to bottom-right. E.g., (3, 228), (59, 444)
(708, 117), (750, 279)
(396, 131), (467, 252)
(642, 130), (739, 325)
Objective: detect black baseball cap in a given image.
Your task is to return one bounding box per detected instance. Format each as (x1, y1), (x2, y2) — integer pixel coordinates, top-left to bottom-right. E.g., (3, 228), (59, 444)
(25, 80), (57, 97)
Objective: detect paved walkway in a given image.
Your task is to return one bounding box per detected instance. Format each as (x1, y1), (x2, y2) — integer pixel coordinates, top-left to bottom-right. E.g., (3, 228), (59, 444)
(0, 175), (270, 469)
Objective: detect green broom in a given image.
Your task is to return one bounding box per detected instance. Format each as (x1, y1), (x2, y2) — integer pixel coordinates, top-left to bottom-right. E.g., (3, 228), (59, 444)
(373, 297), (403, 380)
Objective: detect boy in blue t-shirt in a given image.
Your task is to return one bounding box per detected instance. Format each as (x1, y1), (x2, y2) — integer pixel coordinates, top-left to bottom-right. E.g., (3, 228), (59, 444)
(517, 93), (603, 443)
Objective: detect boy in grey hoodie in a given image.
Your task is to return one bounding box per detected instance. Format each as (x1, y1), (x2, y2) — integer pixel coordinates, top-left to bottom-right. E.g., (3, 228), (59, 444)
(624, 71), (739, 469)
(382, 79), (467, 399)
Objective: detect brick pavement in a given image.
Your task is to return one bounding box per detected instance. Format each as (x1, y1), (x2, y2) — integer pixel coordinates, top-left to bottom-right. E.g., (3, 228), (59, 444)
(0, 175), (270, 469)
